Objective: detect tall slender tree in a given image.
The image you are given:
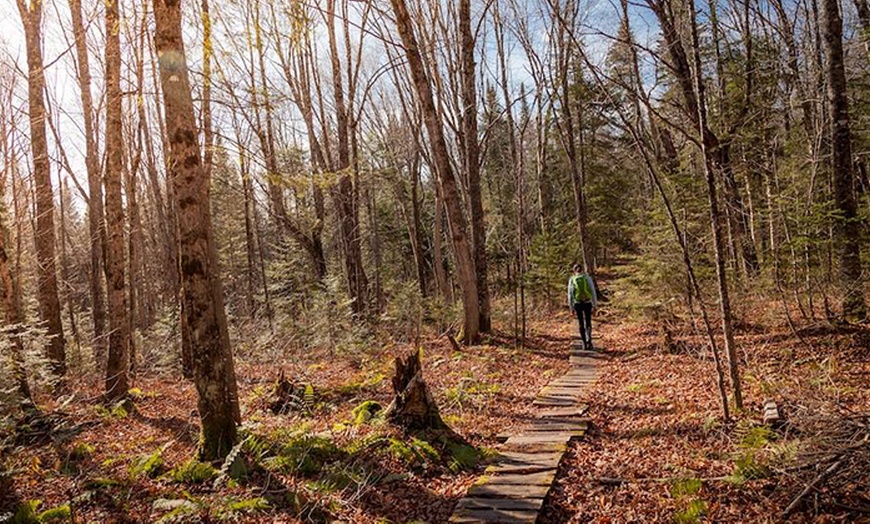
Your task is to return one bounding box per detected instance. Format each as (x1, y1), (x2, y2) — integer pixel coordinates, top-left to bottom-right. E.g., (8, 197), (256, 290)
(820, 0), (867, 320)
(16, 0), (66, 381)
(67, 0), (107, 368)
(389, 0), (481, 343)
(104, 0), (130, 402)
(688, 0), (743, 408)
(458, 0), (491, 332)
(153, 0), (241, 460)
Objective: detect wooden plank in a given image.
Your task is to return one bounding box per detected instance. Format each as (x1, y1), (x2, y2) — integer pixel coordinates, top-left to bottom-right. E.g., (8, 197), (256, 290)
(475, 471), (556, 486)
(549, 377), (593, 383)
(495, 449), (563, 461)
(505, 433), (573, 445)
(532, 398), (575, 408)
(455, 498), (542, 511)
(535, 416), (590, 426)
(468, 482), (552, 499)
(532, 400), (576, 408)
(450, 508), (539, 523)
(485, 463), (557, 476)
(538, 385), (580, 397)
(527, 421), (587, 433)
(497, 420), (587, 443)
(566, 364), (597, 373)
(500, 440), (567, 453)
(536, 405), (588, 418)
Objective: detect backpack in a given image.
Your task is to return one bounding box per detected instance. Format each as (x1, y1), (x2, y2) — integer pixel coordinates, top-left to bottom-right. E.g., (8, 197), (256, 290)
(571, 274), (593, 303)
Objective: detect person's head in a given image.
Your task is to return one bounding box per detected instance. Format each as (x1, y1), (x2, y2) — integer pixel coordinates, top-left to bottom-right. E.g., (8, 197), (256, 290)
(572, 263), (582, 274)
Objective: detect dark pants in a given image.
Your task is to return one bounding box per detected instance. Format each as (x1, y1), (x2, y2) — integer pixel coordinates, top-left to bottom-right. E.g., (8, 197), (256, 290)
(573, 301), (593, 347)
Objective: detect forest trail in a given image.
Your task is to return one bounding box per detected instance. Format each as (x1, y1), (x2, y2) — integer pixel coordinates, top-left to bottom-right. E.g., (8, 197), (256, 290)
(449, 339), (600, 523)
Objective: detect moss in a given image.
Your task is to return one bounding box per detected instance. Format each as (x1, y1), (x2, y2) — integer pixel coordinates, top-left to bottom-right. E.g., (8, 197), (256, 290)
(83, 478), (124, 489)
(69, 442), (95, 461)
(260, 433), (341, 476)
(222, 497), (269, 515)
(8, 500), (40, 524)
(37, 504), (71, 523)
(351, 401), (383, 425)
(446, 442), (482, 473)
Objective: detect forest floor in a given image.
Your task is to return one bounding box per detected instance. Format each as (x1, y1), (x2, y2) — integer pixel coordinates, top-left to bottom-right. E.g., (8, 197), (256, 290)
(539, 264), (870, 523)
(1, 305), (576, 523)
(2, 265), (869, 523)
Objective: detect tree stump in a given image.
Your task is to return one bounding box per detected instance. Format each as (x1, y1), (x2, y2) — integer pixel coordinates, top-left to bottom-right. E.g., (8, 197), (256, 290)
(385, 349), (446, 430)
(270, 371), (304, 414)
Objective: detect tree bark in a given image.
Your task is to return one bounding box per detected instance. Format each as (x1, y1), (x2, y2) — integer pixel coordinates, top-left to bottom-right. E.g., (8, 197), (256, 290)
(459, 0), (491, 332)
(0, 192), (34, 409)
(326, 0), (368, 314)
(103, 0), (130, 403)
(820, 0), (867, 320)
(385, 349), (446, 430)
(688, 0), (743, 409)
(67, 0), (107, 368)
(153, 0), (241, 461)
(389, 0), (480, 343)
(433, 183), (451, 301)
(16, 0), (66, 381)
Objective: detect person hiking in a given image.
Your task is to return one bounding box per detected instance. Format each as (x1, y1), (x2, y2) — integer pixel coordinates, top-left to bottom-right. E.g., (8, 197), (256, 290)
(568, 264), (597, 350)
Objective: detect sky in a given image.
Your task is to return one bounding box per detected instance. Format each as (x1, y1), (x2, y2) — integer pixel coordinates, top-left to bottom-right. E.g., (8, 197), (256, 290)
(0, 0), (716, 209)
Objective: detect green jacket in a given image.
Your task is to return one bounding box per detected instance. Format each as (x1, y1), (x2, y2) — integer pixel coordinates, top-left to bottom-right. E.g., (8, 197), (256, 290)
(568, 273), (597, 308)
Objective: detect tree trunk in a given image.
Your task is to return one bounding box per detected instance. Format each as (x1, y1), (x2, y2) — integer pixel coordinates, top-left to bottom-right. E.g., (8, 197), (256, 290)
(240, 149), (258, 317)
(459, 0), (491, 332)
(67, 0), (107, 369)
(103, 0), (130, 403)
(688, 0), (743, 409)
(326, 0), (368, 314)
(59, 181), (80, 350)
(433, 183), (451, 301)
(153, 0), (241, 461)
(0, 193), (34, 410)
(385, 349), (445, 430)
(16, 0), (66, 381)
(389, 0), (480, 344)
(820, 0), (867, 320)
(400, 156), (428, 297)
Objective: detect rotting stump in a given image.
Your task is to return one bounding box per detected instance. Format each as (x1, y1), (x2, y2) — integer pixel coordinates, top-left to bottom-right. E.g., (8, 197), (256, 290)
(449, 339), (600, 523)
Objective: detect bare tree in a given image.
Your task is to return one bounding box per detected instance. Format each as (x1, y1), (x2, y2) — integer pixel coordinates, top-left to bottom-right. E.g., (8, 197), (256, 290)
(67, 0), (107, 368)
(458, 0), (491, 331)
(153, 0), (241, 460)
(103, 0), (131, 402)
(687, 0), (743, 409)
(389, 0), (481, 343)
(820, 0), (867, 320)
(16, 0), (66, 381)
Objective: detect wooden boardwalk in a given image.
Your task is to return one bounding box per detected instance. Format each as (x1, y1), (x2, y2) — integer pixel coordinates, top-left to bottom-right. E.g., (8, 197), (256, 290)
(449, 341), (599, 523)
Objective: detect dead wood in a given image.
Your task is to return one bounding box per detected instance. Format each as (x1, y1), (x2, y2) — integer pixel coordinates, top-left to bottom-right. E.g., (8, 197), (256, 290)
(385, 349), (446, 431)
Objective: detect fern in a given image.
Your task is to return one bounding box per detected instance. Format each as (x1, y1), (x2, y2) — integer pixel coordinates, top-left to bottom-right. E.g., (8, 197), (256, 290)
(213, 439), (247, 488)
(129, 443), (170, 479)
(168, 459), (217, 484)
